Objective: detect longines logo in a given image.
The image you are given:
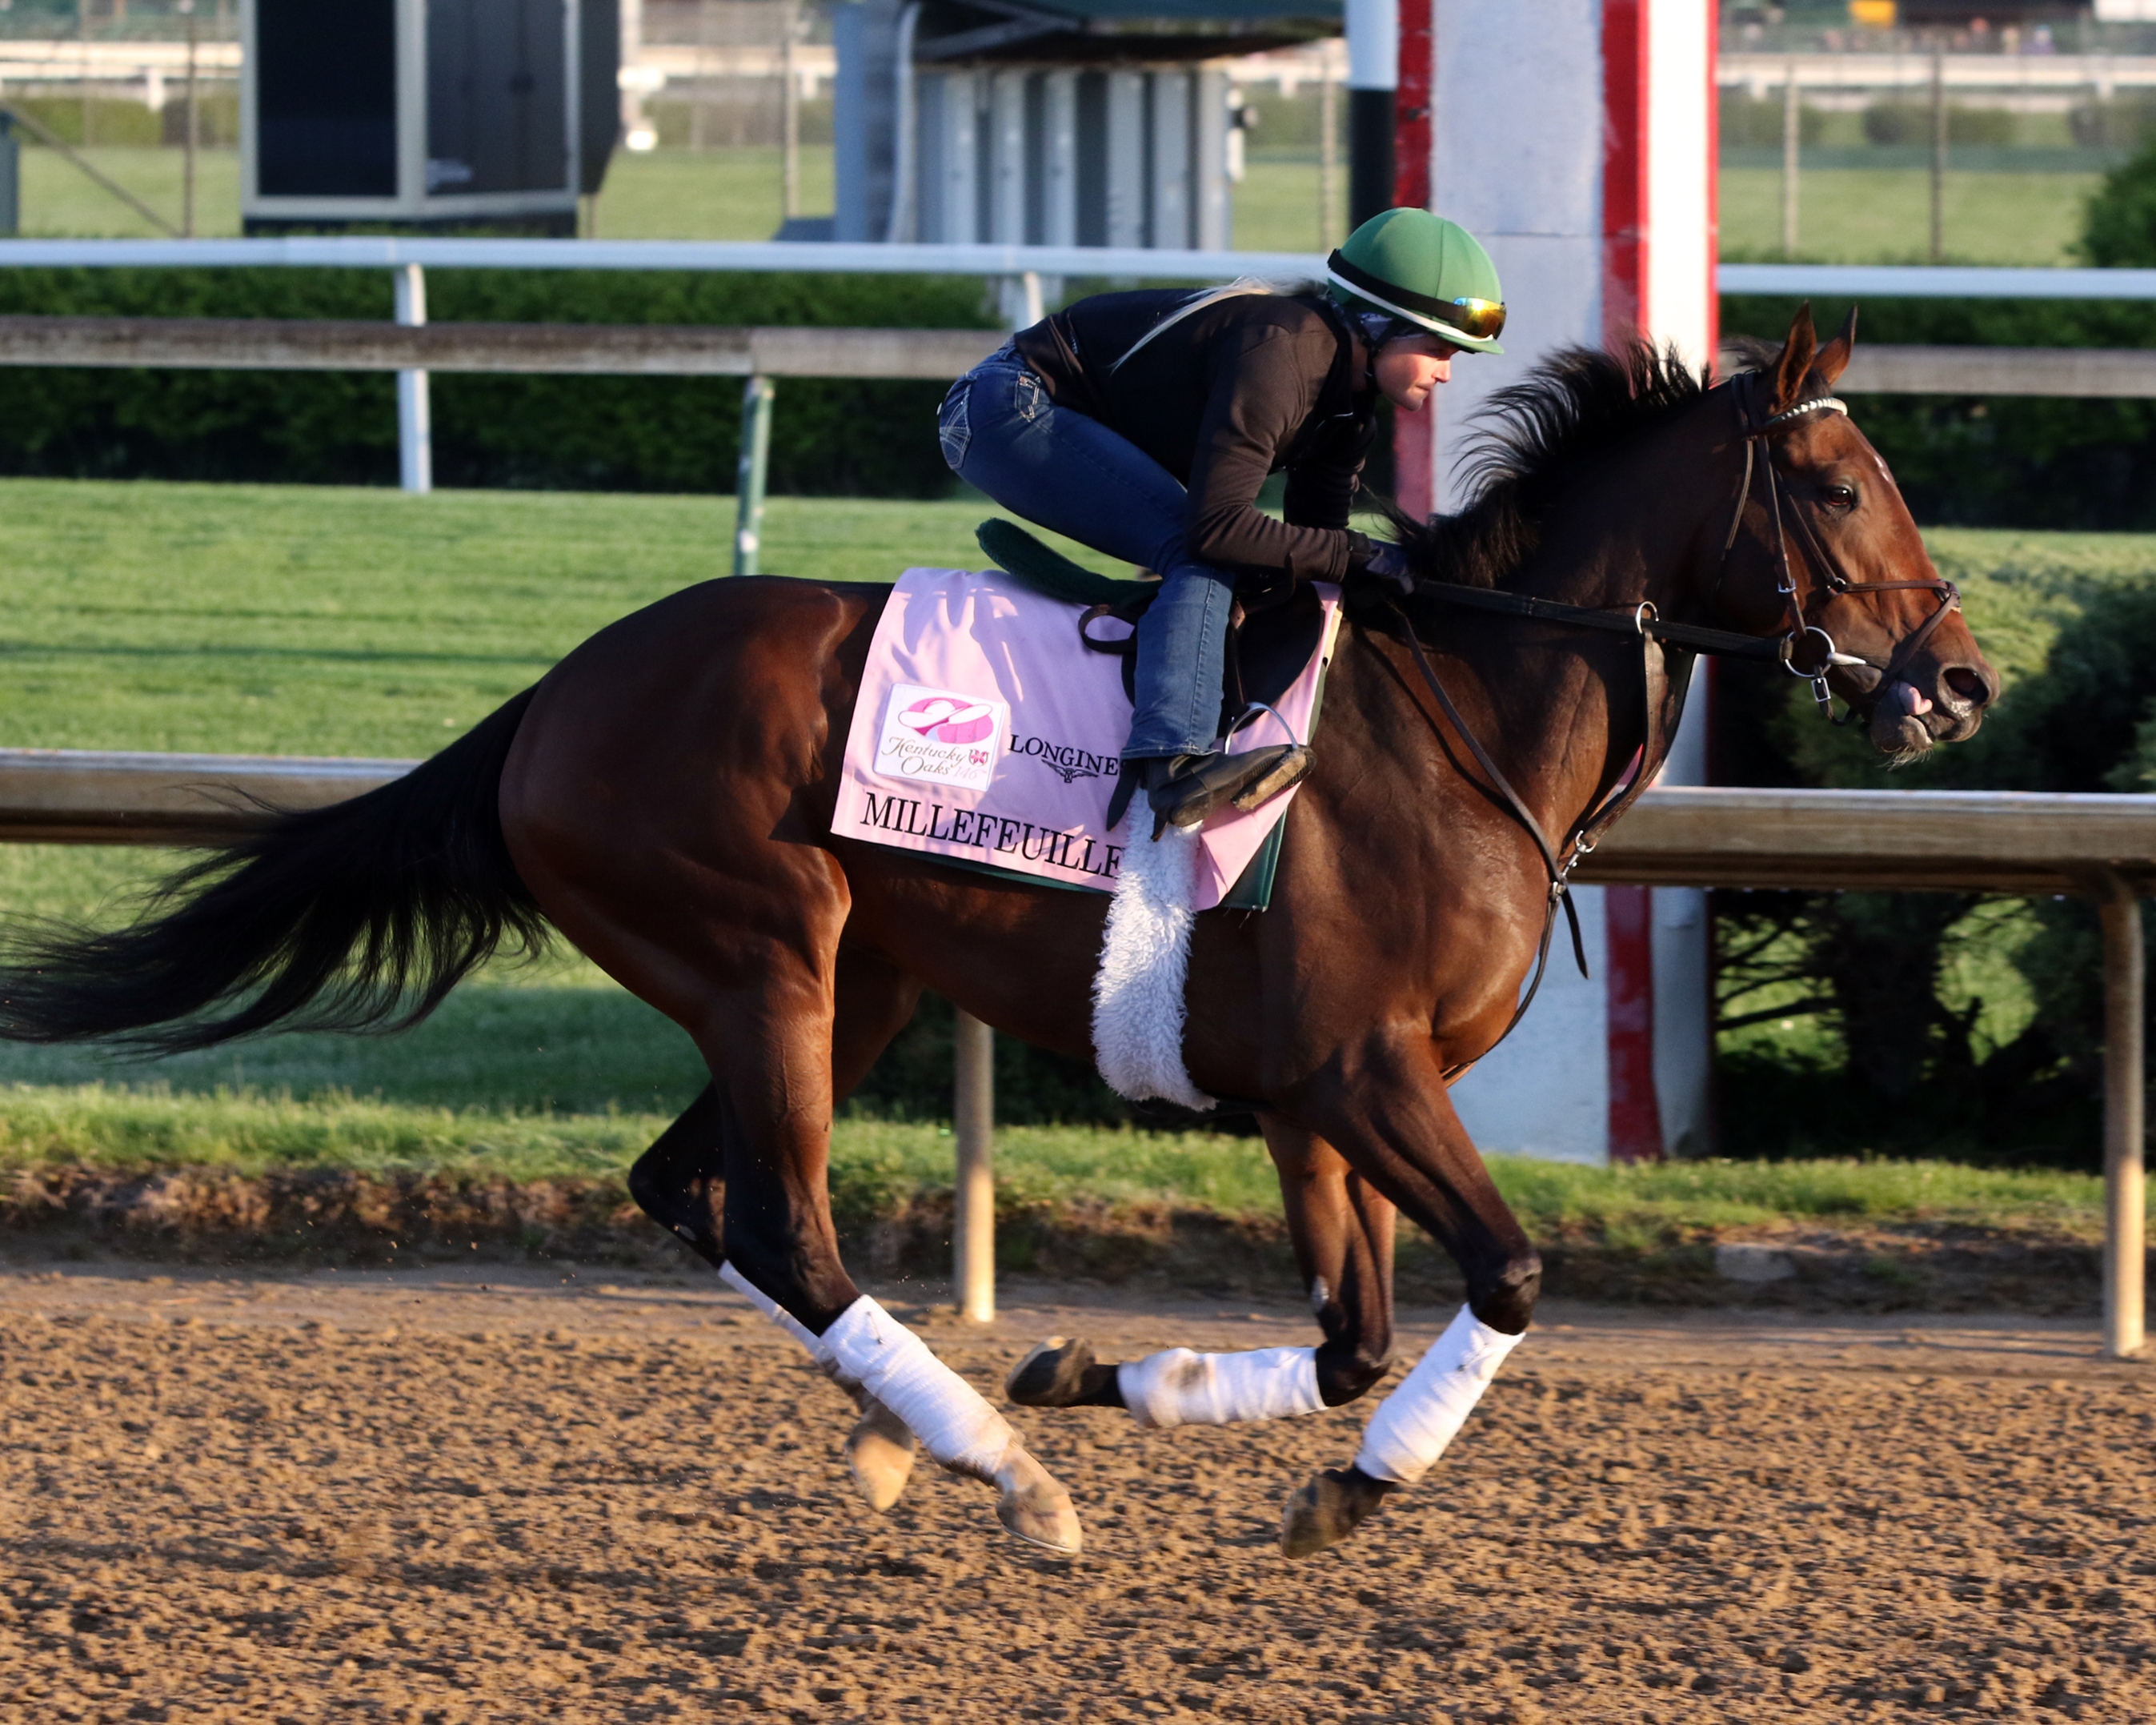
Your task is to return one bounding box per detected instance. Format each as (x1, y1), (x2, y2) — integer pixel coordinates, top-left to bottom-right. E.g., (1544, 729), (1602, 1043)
(1009, 734), (1120, 785)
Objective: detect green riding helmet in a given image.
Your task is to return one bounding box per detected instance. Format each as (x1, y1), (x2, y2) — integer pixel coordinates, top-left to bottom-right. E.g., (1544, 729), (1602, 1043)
(1326, 208), (1506, 355)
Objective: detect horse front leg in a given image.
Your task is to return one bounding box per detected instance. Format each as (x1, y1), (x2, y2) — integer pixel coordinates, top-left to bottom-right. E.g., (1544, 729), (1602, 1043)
(1004, 1117), (1396, 1428)
(1276, 1031), (1542, 1559)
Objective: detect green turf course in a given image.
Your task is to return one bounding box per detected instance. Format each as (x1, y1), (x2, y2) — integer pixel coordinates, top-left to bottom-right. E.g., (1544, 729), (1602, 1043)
(0, 479), (2148, 1229)
(16, 145), (2089, 269)
(1718, 166), (2098, 267)
(10, 141), (1329, 254)
(0, 479), (1123, 1120)
(0, 1089), (2120, 1244)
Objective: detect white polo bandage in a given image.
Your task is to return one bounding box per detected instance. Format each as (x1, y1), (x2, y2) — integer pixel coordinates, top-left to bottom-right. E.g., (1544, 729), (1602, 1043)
(718, 1259), (884, 1402)
(1353, 1305), (1522, 1486)
(1118, 1346), (1324, 1430)
(821, 1296), (1014, 1479)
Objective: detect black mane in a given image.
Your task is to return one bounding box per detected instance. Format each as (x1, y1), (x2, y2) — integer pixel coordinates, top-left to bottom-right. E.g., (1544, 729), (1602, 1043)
(1381, 335), (1713, 596)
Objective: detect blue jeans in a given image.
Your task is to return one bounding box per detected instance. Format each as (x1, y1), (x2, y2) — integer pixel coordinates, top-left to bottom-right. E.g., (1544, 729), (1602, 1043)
(940, 348), (1232, 760)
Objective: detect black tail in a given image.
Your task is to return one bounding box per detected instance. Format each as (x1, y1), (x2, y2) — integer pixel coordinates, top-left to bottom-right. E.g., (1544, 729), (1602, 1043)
(0, 688), (548, 1051)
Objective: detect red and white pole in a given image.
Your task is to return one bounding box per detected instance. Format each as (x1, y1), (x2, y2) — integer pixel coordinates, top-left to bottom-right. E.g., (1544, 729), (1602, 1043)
(1416, 0), (1719, 1166)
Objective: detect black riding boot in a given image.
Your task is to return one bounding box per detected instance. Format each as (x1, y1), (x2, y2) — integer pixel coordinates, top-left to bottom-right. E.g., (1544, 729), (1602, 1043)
(1123, 745), (1313, 839)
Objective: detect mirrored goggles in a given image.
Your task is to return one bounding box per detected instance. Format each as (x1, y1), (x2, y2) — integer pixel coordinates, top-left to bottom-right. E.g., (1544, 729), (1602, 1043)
(1433, 297), (1508, 342)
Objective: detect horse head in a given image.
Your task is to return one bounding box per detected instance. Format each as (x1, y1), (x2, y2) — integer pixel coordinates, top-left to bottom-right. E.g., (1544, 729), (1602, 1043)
(1711, 305), (2000, 761)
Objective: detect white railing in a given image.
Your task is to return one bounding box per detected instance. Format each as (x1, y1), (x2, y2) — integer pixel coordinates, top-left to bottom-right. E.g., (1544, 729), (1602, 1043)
(0, 236), (1328, 279)
(5, 239), (2154, 301)
(1720, 263), (2156, 298)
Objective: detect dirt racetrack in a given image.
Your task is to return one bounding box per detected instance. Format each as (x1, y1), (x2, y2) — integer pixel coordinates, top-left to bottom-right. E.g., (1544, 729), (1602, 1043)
(2, 1258), (2151, 1723)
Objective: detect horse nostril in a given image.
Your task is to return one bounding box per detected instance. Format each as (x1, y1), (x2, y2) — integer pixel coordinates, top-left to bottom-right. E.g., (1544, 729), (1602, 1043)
(1942, 666), (1989, 706)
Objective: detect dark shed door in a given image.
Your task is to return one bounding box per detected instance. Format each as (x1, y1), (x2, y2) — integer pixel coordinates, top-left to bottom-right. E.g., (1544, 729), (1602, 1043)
(258, 0), (399, 197)
(428, 0), (571, 195)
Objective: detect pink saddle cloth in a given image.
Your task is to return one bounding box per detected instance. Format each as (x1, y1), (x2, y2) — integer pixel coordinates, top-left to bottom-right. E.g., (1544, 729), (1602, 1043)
(831, 568), (1342, 909)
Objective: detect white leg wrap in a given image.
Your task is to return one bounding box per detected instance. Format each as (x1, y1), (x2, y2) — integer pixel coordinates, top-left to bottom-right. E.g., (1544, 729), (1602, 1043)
(821, 1296), (1015, 1479)
(720, 1260), (889, 1405)
(1091, 824), (1215, 1111)
(1353, 1305), (1522, 1486)
(1117, 1346), (1324, 1430)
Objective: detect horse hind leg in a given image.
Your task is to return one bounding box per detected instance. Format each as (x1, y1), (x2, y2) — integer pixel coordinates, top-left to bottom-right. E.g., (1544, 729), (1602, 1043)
(707, 967), (1079, 1555)
(625, 951), (928, 1514)
(1008, 1117), (1397, 1438)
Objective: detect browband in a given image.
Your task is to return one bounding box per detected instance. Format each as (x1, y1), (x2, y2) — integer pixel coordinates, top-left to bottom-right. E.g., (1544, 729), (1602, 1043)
(1753, 394), (1849, 434)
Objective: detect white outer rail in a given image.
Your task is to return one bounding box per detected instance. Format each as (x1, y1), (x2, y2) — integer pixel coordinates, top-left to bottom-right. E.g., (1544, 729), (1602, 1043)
(1721, 263), (2156, 299)
(0, 749), (2142, 1358)
(0, 237), (1331, 279)
(0, 242), (2154, 303)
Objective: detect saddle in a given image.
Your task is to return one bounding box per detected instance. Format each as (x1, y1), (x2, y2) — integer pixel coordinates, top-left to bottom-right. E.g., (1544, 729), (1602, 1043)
(972, 519), (1328, 733)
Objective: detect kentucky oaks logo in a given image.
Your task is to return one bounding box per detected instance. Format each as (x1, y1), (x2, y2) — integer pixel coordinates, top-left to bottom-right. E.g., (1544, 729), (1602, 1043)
(1009, 733), (1120, 785)
(873, 683), (1007, 792)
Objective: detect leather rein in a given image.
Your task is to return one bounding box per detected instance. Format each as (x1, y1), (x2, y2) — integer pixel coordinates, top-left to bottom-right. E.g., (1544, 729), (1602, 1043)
(1382, 369), (1962, 1058)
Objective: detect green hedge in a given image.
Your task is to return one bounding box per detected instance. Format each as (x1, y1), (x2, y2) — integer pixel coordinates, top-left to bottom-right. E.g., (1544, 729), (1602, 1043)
(1720, 140), (2156, 535)
(1720, 292), (2156, 532)
(0, 268), (993, 496)
(1711, 537), (2156, 1169)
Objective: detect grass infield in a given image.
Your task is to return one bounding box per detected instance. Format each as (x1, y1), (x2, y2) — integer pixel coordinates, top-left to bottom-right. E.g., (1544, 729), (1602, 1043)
(0, 1087), (2128, 1247)
(14, 144), (2094, 268)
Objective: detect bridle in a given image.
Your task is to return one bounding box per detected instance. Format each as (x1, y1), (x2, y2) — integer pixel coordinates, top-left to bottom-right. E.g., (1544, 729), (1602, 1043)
(1716, 370), (1962, 719)
(1378, 366), (1964, 1057)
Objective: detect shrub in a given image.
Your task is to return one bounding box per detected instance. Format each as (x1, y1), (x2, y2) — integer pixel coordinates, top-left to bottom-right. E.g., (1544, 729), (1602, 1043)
(2080, 137), (2156, 267)
(0, 267), (995, 495)
(1721, 91), (1826, 150)
(1710, 558), (2156, 1169)
(1720, 293), (2156, 532)
(7, 94), (164, 150)
(1236, 86), (1336, 152)
(1862, 101), (2017, 147)
(2069, 95), (2156, 152)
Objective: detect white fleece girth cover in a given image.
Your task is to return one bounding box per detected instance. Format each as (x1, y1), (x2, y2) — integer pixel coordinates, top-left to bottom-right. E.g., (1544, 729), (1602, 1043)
(1353, 1305), (1524, 1486)
(821, 1295), (1015, 1480)
(1118, 1346), (1324, 1429)
(1092, 824), (1214, 1110)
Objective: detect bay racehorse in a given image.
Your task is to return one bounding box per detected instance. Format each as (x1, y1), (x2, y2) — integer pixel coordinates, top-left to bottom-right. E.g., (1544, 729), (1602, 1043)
(0, 307), (1996, 1562)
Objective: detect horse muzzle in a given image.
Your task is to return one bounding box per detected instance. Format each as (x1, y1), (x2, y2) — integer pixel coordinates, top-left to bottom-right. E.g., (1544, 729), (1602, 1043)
(1863, 659), (1996, 755)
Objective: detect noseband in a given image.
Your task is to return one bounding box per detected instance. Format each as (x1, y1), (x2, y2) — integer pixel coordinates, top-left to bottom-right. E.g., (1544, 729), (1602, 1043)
(1719, 371), (1962, 717)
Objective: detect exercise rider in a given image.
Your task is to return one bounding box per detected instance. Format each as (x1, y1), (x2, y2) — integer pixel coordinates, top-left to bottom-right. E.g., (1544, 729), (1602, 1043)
(938, 207), (1507, 834)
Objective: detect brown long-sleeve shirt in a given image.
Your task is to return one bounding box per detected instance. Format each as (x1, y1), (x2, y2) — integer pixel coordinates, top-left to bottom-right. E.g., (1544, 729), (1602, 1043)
(1012, 289), (1380, 588)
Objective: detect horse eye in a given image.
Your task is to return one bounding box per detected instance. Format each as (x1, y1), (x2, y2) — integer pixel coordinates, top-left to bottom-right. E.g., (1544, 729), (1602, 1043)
(1821, 483), (1857, 511)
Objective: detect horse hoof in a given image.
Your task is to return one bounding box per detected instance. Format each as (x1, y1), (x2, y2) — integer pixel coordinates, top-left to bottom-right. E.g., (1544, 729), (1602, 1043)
(1005, 1335), (1099, 1408)
(992, 1442), (1083, 1557)
(1280, 1466), (1393, 1560)
(844, 1396), (916, 1513)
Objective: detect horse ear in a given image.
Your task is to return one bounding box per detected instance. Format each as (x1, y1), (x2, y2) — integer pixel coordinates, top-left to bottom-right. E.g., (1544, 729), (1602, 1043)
(1769, 303), (1819, 412)
(1813, 305), (1858, 387)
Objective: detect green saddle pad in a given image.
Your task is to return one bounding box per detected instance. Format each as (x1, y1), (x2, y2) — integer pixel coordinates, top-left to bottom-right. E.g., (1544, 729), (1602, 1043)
(973, 519), (1153, 608)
